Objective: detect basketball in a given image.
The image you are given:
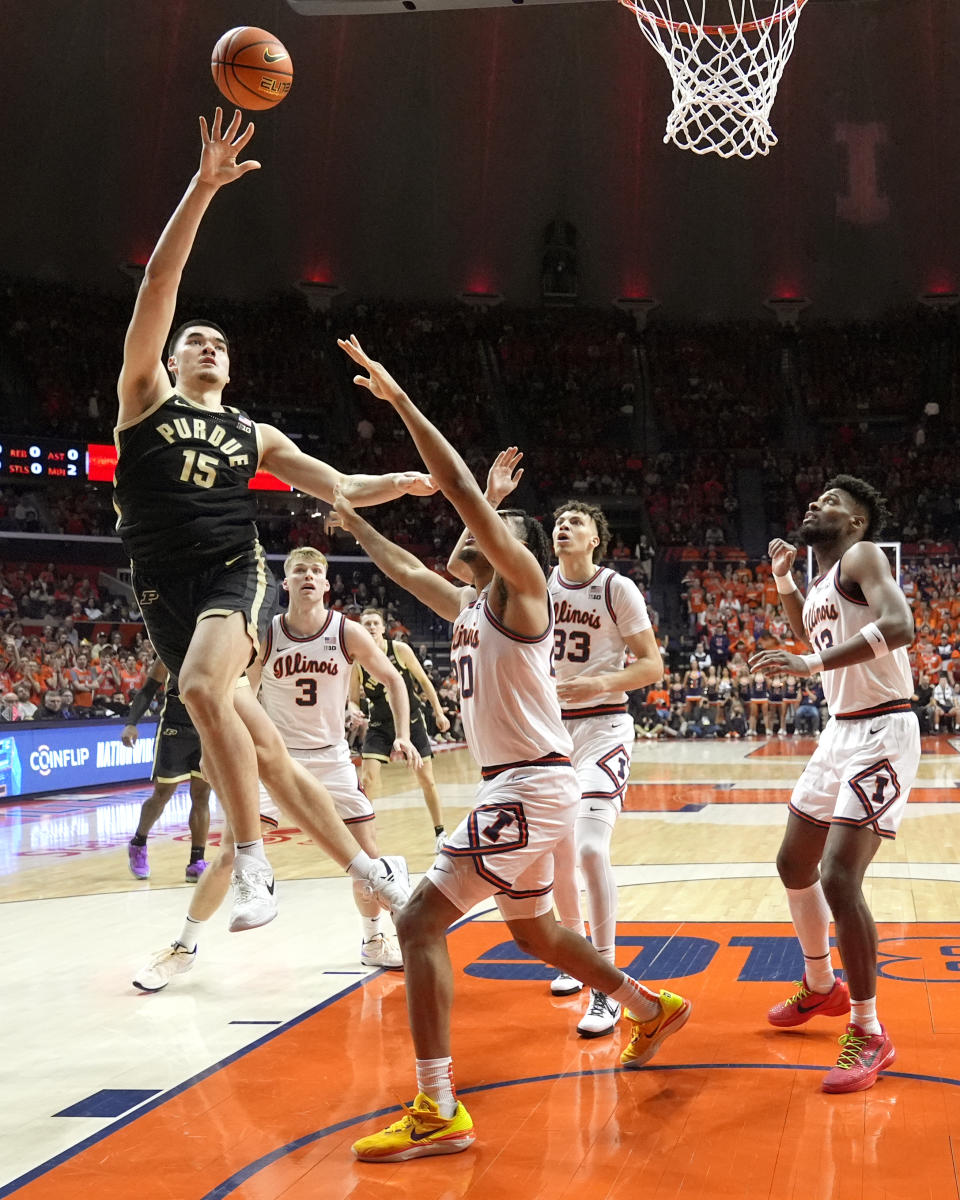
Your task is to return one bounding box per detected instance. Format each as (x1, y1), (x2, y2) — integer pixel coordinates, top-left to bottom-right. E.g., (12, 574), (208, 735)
(210, 27), (293, 111)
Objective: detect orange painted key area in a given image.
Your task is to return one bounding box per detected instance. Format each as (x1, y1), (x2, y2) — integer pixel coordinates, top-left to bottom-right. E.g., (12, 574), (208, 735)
(8, 917), (960, 1200)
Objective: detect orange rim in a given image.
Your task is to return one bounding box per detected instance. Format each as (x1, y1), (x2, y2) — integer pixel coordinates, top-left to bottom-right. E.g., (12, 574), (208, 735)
(618, 0), (808, 37)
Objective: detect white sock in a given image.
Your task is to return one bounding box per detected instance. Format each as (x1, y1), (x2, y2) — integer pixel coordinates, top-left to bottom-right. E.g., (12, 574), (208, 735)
(785, 882), (835, 992)
(361, 913), (382, 941)
(176, 915), (202, 953)
(346, 850), (376, 882)
(850, 996), (881, 1035)
(416, 1057), (456, 1118)
(609, 973), (660, 1020)
(235, 839), (269, 867)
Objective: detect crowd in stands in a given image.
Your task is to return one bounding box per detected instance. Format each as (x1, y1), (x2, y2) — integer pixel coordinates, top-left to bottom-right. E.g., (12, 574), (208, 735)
(629, 553), (960, 739)
(2, 277), (959, 743)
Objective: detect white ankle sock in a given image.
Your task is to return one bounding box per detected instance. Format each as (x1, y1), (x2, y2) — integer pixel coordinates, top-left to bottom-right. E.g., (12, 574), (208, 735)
(416, 1057), (456, 1118)
(235, 839), (268, 866)
(346, 850), (376, 881)
(361, 914), (382, 941)
(850, 996), (881, 1035)
(176, 915), (202, 953)
(609, 974), (660, 1020)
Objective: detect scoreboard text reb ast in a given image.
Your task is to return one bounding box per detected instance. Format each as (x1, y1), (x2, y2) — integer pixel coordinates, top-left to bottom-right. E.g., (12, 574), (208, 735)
(0, 438), (84, 479)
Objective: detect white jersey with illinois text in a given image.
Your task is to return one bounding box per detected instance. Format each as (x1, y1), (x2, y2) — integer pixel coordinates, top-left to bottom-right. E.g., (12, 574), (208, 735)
(802, 558), (913, 718)
(258, 610), (353, 750)
(451, 588), (572, 769)
(548, 565), (651, 716)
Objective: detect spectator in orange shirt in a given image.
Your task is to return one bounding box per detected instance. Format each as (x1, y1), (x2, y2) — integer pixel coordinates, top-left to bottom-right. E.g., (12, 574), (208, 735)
(65, 652), (95, 708)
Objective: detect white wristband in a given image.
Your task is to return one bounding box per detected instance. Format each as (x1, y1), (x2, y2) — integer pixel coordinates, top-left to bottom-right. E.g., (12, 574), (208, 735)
(800, 652), (823, 673)
(775, 573), (799, 595)
(860, 622), (888, 658)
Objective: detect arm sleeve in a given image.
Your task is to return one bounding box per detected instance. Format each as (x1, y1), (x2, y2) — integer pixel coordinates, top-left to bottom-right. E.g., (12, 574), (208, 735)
(125, 676), (163, 725)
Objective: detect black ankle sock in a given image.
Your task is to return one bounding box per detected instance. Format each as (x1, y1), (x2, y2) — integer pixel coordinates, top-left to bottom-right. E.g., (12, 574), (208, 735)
(130, 834), (147, 847)
(189, 846), (205, 863)
(434, 825), (444, 837)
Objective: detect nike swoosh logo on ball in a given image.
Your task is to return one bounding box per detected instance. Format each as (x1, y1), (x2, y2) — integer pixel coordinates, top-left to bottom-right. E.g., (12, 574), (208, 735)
(263, 48), (288, 62)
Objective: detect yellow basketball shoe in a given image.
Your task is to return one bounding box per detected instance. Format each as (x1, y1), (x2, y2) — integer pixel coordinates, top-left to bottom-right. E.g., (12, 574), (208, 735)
(620, 990), (692, 1070)
(352, 1093), (476, 1162)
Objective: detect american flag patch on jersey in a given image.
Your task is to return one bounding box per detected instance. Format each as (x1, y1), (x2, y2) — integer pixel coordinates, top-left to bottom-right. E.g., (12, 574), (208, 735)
(236, 414), (253, 432)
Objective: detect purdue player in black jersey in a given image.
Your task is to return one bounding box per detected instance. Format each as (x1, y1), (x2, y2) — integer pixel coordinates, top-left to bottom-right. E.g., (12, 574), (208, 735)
(348, 608), (449, 851)
(116, 109), (435, 933)
(122, 660), (210, 883)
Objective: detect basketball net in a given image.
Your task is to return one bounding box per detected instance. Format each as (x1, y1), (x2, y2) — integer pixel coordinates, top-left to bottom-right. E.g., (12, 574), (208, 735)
(617, 0), (809, 159)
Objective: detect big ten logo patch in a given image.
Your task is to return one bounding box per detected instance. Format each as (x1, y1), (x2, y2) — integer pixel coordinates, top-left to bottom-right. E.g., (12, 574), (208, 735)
(464, 924), (960, 985)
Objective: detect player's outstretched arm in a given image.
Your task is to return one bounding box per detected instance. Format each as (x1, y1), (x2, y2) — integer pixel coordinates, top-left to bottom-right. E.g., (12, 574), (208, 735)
(330, 489), (464, 623)
(345, 624), (422, 768)
(256, 424), (435, 505)
(118, 109), (260, 423)
(446, 447), (524, 584)
(338, 336), (543, 602)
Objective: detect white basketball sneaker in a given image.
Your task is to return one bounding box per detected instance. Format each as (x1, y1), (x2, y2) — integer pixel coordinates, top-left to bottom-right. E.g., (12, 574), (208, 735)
(550, 971), (584, 996)
(360, 932), (404, 970)
(576, 990), (622, 1038)
(133, 943), (197, 992)
(364, 855), (411, 915)
(228, 857), (278, 932)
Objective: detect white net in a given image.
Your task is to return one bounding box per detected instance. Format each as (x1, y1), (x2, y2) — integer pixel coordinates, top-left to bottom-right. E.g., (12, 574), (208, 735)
(618, 0), (809, 159)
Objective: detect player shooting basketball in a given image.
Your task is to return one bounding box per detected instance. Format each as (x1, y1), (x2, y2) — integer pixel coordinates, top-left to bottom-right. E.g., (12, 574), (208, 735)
(115, 109), (435, 932)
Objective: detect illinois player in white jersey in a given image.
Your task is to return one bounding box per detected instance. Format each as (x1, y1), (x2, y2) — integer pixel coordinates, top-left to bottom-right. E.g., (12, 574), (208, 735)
(131, 547), (422, 992)
(329, 343), (690, 1164)
(547, 501), (662, 1036)
(750, 475), (919, 1095)
(250, 547), (421, 970)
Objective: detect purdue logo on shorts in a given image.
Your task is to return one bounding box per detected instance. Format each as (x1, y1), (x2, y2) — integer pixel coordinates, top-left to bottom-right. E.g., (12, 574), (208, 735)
(138, 589), (159, 606)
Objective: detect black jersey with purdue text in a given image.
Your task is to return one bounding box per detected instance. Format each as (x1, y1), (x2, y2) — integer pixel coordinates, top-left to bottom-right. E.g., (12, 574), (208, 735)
(114, 393), (261, 571)
(359, 638), (423, 728)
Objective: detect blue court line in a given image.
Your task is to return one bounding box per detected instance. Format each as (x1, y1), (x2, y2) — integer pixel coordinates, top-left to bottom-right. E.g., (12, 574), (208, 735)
(0, 911), (502, 1196)
(198, 1060), (960, 1200)
(0, 976), (370, 1199)
(228, 1020), (282, 1026)
(0, 908), (934, 1197)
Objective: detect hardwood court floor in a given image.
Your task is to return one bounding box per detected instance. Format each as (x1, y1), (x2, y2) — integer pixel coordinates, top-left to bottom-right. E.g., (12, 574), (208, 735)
(2, 735), (960, 1199)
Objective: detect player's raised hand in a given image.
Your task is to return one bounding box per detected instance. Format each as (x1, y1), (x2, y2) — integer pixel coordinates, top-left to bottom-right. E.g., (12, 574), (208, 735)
(768, 538), (798, 578)
(391, 737), (423, 771)
(486, 447), (524, 506)
(198, 108), (260, 187)
(337, 336), (407, 406)
(327, 485), (357, 534)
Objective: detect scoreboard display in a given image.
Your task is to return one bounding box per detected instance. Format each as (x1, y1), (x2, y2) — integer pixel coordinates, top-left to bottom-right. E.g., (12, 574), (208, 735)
(0, 437), (85, 479)
(0, 435), (292, 492)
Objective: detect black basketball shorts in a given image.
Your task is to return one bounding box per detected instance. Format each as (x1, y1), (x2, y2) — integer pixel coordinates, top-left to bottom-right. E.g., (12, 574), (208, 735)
(132, 542), (277, 677)
(361, 709), (433, 763)
(152, 706), (204, 784)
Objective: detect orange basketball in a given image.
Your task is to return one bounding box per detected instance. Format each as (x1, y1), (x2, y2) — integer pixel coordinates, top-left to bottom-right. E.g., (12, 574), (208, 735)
(211, 27), (293, 111)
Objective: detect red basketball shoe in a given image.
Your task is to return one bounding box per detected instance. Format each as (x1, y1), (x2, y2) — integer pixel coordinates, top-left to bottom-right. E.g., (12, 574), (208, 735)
(822, 1023), (895, 1094)
(767, 976), (850, 1028)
